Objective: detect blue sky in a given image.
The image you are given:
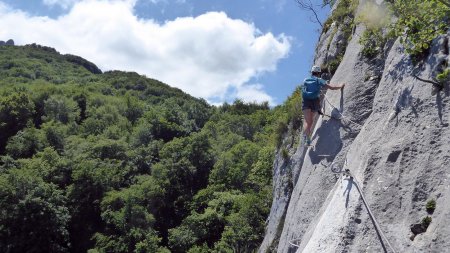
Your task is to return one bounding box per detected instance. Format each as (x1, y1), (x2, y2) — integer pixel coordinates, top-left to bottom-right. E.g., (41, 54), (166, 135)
(0, 0), (330, 105)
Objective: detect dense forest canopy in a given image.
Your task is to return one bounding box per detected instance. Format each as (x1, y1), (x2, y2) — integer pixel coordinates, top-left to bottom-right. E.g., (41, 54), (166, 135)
(1, 1), (449, 252)
(0, 44), (299, 253)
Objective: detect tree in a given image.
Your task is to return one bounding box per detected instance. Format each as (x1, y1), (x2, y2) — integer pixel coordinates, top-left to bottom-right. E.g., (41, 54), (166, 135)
(91, 176), (166, 253)
(0, 89), (35, 153)
(295, 0), (335, 27)
(0, 45), (278, 253)
(6, 125), (42, 158)
(43, 95), (80, 124)
(169, 191), (243, 252)
(123, 94), (143, 125)
(41, 121), (67, 152)
(67, 159), (126, 252)
(0, 168), (70, 253)
(209, 140), (260, 190)
(218, 194), (268, 253)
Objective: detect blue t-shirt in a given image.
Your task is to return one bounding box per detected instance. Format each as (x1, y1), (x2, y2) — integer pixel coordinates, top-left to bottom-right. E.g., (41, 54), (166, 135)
(301, 76), (327, 99)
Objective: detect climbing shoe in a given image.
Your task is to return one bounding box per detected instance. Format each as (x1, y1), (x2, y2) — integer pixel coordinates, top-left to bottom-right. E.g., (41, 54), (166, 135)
(304, 135), (311, 146)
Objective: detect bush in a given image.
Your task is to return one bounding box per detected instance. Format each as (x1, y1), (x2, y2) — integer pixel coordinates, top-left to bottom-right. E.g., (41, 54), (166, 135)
(426, 199), (436, 214)
(286, 87), (303, 131)
(359, 28), (387, 58)
(321, 0), (358, 73)
(421, 216), (432, 229)
(281, 148), (289, 160)
(6, 126), (42, 158)
(437, 68), (450, 84)
(275, 120), (288, 148)
(390, 0), (450, 56)
(327, 56), (343, 75)
(43, 95), (80, 124)
(330, 0), (358, 24)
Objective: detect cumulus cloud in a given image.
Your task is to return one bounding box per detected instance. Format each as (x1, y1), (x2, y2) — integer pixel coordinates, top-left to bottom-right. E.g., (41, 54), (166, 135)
(236, 84), (275, 105)
(0, 0), (290, 104)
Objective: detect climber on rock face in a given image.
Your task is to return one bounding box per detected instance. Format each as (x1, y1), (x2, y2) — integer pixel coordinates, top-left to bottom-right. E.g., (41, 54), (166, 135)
(301, 65), (345, 146)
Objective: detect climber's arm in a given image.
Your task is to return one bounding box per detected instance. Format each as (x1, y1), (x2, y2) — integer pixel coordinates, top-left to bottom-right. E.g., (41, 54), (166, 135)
(326, 82), (345, 90)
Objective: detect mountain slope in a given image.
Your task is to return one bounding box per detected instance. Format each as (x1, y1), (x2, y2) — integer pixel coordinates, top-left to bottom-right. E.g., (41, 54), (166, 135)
(0, 43), (279, 253)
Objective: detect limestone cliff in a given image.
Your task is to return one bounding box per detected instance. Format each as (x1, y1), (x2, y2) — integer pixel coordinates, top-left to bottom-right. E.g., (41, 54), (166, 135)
(260, 0), (450, 252)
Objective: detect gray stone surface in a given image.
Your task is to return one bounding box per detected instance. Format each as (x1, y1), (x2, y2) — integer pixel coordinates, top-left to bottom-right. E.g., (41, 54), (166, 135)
(260, 1), (450, 252)
(276, 23), (382, 253)
(258, 126), (305, 252)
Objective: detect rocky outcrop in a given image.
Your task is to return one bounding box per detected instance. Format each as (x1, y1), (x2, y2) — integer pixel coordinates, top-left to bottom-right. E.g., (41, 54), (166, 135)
(25, 43), (59, 53)
(0, 39), (15, 46)
(63, 54), (102, 74)
(258, 127), (304, 252)
(260, 0), (450, 252)
(22, 44), (102, 74)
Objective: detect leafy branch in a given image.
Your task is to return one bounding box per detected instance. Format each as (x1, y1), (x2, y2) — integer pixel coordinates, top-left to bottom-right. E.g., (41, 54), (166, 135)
(436, 0), (450, 8)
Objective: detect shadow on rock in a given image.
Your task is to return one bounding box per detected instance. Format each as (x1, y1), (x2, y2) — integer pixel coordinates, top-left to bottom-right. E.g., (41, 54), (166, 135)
(309, 117), (343, 165)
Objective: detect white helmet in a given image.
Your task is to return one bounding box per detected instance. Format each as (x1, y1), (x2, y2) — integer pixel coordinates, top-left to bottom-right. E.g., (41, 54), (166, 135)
(311, 65), (321, 73)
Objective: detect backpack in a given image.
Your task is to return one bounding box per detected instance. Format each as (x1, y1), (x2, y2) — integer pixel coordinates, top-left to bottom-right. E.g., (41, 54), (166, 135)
(302, 77), (321, 99)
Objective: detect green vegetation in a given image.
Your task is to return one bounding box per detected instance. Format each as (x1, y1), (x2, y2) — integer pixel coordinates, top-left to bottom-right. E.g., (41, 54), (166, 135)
(359, 28), (387, 59)
(353, 1), (450, 61)
(421, 216), (432, 229)
(325, 56), (344, 75)
(426, 199), (437, 214)
(281, 148), (289, 160)
(323, 0), (358, 34)
(322, 0), (358, 74)
(356, 2), (390, 59)
(0, 45), (297, 252)
(274, 86), (303, 148)
(437, 68), (450, 83)
(390, 0), (450, 56)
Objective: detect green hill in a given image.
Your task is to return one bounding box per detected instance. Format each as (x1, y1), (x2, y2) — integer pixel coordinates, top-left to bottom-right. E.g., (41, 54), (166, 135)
(0, 44), (300, 253)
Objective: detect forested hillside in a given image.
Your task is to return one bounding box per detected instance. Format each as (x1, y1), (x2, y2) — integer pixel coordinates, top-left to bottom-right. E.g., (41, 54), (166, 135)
(0, 44), (301, 253)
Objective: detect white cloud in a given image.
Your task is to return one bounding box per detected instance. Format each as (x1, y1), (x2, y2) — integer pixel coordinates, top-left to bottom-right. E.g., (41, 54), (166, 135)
(0, 0), (290, 104)
(236, 84), (275, 106)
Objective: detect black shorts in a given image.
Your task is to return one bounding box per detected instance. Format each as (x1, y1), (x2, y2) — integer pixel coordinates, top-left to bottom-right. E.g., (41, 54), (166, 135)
(302, 98), (321, 112)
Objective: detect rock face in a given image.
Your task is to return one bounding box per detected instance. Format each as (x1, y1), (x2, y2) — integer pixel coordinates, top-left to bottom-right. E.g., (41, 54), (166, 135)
(259, 1), (450, 252)
(64, 54), (102, 74)
(0, 39), (14, 46)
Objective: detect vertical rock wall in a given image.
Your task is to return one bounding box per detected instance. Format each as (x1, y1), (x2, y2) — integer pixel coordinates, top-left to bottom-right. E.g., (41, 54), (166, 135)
(260, 0), (450, 252)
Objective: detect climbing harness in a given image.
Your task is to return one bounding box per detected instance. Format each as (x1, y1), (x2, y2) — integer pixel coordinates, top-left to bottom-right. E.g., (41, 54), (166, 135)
(287, 159), (397, 253)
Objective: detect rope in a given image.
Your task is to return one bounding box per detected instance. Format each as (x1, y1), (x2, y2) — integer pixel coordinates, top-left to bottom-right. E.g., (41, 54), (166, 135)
(288, 238), (301, 248)
(323, 95), (363, 128)
(343, 166), (397, 253)
(331, 158), (396, 253)
(287, 159), (397, 253)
